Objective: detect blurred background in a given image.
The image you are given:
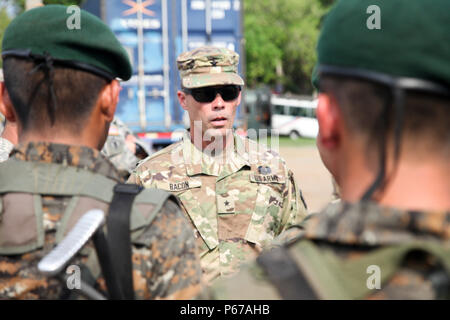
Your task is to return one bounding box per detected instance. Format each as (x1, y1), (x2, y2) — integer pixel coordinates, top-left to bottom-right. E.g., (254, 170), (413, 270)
(0, 0), (335, 212)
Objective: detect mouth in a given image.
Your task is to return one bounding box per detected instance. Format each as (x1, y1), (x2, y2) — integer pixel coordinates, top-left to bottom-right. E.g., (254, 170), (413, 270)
(210, 117), (228, 127)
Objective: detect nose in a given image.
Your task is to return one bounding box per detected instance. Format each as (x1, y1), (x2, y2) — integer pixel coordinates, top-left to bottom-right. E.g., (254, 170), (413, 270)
(212, 93), (225, 110)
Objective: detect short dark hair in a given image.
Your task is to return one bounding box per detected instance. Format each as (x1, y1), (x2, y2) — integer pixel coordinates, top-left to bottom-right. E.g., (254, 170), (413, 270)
(320, 75), (450, 156)
(3, 57), (108, 133)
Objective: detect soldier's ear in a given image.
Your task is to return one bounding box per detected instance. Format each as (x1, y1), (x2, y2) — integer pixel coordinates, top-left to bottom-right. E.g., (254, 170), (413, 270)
(316, 92), (341, 150)
(316, 92), (342, 179)
(0, 82), (17, 123)
(236, 90), (242, 106)
(178, 90), (188, 110)
(99, 80), (120, 122)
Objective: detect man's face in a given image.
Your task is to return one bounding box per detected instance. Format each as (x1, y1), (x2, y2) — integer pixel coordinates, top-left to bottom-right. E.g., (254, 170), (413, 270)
(178, 85), (242, 138)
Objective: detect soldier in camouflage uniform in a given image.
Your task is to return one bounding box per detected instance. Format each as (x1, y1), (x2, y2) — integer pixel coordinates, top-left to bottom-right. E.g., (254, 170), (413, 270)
(0, 70), (16, 163)
(330, 177), (340, 203)
(0, 5), (202, 299)
(101, 116), (151, 180)
(0, 121), (16, 163)
(207, 0), (450, 299)
(0, 113), (3, 134)
(128, 46), (309, 284)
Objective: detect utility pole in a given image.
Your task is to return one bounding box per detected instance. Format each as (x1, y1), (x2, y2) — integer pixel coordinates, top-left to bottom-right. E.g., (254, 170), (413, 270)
(205, 0), (212, 44)
(136, 0), (147, 130)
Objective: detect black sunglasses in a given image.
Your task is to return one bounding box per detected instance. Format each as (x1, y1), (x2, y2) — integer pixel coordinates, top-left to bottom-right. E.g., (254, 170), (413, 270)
(183, 85), (241, 103)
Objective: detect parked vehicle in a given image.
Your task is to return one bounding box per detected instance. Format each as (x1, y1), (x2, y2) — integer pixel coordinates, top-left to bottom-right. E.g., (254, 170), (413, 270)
(270, 95), (318, 139)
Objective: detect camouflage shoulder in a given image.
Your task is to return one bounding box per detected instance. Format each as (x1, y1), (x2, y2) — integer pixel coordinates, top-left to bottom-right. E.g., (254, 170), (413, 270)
(238, 135), (288, 168)
(271, 225), (307, 248)
(254, 137), (287, 165)
(135, 140), (183, 170)
(131, 197), (203, 299)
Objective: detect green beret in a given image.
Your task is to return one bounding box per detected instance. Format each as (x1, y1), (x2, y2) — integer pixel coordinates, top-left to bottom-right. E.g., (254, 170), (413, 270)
(2, 5), (132, 81)
(317, 0), (450, 93)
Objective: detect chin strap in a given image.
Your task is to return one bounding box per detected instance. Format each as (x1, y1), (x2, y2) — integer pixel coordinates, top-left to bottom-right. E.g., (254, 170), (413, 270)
(361, 85), (405, 202)
(28, 52), (58, 125)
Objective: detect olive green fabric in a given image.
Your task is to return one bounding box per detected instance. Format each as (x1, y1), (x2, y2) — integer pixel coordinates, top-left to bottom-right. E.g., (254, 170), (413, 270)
(289, 240), (450, 299)
(0, 159), (174, 254)
(2, 5), (132, 80)
(317, 0), (450, 87)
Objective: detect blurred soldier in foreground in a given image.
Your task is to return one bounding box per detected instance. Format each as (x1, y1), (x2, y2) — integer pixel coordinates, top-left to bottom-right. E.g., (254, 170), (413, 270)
(208, 0), (449, 299)
(0, 117), (17, 162)
(128, 46), (309, 284)
(0, 69), (18, 162)
(330, 177), (340, 203)
(101, 116), (151, 180)
(0, 5), (202, 299)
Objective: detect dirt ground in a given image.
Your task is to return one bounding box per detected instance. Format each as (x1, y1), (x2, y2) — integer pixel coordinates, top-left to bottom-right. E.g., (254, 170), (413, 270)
(279, 145), (334, 214)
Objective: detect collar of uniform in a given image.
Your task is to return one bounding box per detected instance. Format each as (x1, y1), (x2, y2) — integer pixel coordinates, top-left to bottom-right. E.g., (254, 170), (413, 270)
(217, 133), (251, 181)
(303, 201), (450, 246)
(10, 141), (123, 182)
(182, 130), (250, 177)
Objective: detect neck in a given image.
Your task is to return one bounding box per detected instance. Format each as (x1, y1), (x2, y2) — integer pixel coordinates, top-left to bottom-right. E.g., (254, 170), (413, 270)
(190, 129), (234, 152)
(378, 156), (450, 211)
(339, 152), (450, 211)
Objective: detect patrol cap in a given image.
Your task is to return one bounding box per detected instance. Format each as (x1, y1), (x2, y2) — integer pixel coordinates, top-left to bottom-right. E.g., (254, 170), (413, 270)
(316, 0), (450, 95)
(2, 5), (132, 81)
(177, 46), (244, 89)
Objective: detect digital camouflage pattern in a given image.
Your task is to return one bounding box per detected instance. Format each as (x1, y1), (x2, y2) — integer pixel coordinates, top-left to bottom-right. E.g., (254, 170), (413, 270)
(0, 138), (13, 163)
(101, 117), (145, 179)
(0, 142), (203, 299)
(0, 113), (4, 134)
(177, 46), (245, 89)
(128, 131), (308, 284)
(207, 201), (450, 299)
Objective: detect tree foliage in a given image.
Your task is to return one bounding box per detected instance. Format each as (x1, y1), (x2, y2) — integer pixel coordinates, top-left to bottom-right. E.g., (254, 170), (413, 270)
(243, 0), (333, 94)
(3, 0), (84, 14)
(0, 8), (12, 68)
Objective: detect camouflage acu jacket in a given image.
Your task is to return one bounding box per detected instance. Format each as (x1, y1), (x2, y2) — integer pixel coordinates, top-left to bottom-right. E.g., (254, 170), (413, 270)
(208, 202), (450, 299)
(101, 117), (150, 180)
(128, 131), (308, 284)
(0, 142), (202, 299)
(0, 137), (13, 163)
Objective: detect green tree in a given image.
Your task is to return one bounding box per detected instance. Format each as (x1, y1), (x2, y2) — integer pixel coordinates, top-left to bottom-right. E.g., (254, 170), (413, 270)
(244, 0), (333, 94)
(0, 8), (12, 68)
(8, 0), (84, 13)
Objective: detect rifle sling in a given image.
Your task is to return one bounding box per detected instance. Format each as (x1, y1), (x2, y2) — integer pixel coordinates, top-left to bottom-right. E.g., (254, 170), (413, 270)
(257, 246), (318, 300)
(103, 183), (143, 300)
